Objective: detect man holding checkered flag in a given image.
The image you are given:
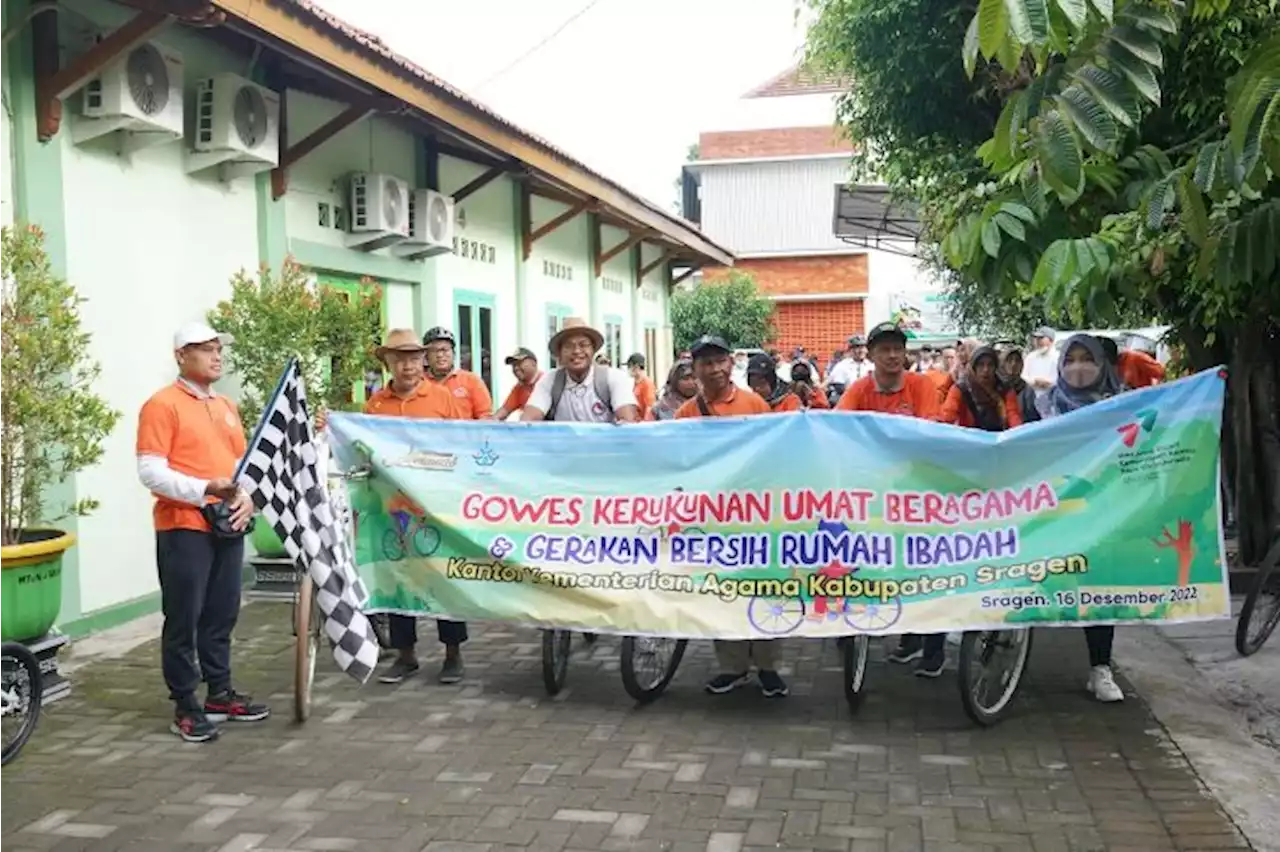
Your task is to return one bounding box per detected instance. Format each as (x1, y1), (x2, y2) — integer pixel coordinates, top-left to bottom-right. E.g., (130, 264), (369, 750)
(237, 358), (381, 687)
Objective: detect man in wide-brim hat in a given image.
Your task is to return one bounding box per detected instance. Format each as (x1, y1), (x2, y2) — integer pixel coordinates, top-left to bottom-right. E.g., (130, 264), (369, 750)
(523, 316), (638, 422)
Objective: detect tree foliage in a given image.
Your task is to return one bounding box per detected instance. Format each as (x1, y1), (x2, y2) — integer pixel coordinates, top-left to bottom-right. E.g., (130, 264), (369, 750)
(208, 259), (383, 430)
(1, 225), (121, 544)
(806, 0), (1280, 561)
(670, 271), (776, 352)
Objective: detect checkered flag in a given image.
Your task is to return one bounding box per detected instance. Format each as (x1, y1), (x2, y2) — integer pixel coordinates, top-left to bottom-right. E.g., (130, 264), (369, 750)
(236, 359), (379, 683)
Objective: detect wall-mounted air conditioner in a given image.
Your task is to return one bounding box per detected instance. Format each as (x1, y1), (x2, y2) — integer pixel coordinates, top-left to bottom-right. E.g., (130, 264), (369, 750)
(394, 189), (456, 259)
(345, 172), (410, 251)
(184, 73), (280, 179)
(74, 41), (184, 153)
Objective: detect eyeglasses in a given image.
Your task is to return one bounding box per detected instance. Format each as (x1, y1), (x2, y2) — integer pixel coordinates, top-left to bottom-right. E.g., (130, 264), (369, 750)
(425, 345), (453, 356)
(561, 340), (595, 353)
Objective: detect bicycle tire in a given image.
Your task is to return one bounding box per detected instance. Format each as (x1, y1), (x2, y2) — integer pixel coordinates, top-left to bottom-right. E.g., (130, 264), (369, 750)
(1, 642), (43, 766)
(841, 634), (871, 714)
(1235, 538), (1280, 657)
(413, 524), (441, 557)
(957, 629), (1033, 727)
(381, 528), (407, 561)
(620, 636), (687, 703)
(541, 629), (572, 695)
(294, 575), (320, 723)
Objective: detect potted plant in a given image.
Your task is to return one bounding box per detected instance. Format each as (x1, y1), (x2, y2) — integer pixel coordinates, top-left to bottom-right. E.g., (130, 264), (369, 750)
(208, 259), (382, 557)
(1, 225), (121, 642)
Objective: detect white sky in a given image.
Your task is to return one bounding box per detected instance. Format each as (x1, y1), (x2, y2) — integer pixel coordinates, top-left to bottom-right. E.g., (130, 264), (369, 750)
(314, 0), (810, 207)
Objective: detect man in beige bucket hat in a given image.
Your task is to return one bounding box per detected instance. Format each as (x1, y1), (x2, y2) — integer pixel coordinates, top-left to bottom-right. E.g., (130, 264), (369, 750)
(522, 317), (638, 423)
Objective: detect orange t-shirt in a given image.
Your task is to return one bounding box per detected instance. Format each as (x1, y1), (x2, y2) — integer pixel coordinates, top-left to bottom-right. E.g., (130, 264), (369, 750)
(941, 385), (1024, 429)
(364, 379), (460, 419)
(136, 382), (247, 532)
(836, 372), (941, 419)
(1117, 351), (1165, 389)
(634, 377), (657, 417)
(499, 374), (542, 417)
(432, 370), (493, 420)
(807, 387), (829, 409)
(928, 370), (954, 402)
(768, 393), (803, 413)
(676, 386), (771, 418)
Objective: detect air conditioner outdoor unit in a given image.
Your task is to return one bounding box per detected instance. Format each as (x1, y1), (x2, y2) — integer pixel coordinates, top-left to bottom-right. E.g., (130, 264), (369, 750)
(394, 189), (456, 259)
(188, 73), (280, 176)
(75, 41), (183, 152)
(346, 172), (410, 251)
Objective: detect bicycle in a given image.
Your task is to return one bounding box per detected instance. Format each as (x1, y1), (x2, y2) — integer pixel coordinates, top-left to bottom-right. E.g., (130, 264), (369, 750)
(615, 524), (706, 702)
(380, 514), (442, 562)
(2, 641), (43, 765)
(1235, 534), (1280, 657)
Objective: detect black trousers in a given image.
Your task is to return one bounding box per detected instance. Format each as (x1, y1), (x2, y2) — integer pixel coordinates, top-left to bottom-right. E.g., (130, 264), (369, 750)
(156, 529), (243, 707)
(1084, 626), (1114, 667)
(387, 614), (468, 650)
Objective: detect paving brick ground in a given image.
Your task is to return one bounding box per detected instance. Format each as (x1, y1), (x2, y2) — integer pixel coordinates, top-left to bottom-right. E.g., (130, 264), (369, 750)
(1, 602), (1254, 852)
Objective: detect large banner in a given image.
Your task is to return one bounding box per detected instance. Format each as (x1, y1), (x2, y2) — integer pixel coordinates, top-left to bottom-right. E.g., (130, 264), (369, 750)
(326, 368), (1230, 638)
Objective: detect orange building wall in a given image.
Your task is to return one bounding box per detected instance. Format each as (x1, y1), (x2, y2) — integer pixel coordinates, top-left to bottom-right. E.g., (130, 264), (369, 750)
(699, 127), (853, 160)
(703, 255), (868, 362)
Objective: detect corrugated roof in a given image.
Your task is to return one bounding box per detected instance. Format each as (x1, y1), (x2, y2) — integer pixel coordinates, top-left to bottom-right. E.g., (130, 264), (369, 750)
(744, 64), (849, 99)
(243, 0), (727, 262)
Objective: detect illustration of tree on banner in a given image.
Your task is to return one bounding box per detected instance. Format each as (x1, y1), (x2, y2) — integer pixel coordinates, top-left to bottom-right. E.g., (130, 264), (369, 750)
(670, 270), (776, 353)
(805, 0), (1279, 565)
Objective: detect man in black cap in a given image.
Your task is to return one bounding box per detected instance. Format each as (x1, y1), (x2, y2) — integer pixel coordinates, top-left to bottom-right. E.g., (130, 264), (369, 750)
(494, 347), (542, 421)
(675, 335), (786, 696)
(835, 322), (949, 677)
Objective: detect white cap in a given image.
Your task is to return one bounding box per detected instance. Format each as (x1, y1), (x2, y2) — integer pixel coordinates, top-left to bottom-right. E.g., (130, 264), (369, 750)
(173, 321), (233, 350)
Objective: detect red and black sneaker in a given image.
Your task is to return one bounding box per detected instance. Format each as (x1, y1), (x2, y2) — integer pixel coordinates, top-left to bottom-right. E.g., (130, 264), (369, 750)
(171, 708), (219, 743)
(204, 689), (271, 723)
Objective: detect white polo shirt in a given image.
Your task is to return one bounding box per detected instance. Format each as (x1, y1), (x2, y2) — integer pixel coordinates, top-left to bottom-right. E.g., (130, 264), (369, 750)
(526, 366), (637, 423)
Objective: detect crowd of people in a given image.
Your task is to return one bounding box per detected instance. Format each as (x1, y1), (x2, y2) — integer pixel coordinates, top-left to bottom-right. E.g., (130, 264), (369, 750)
(137, 313), (1167, 742)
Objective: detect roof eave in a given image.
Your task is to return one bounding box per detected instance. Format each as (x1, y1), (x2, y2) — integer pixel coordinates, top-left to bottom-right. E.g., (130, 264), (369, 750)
(206, 0), (734, 267)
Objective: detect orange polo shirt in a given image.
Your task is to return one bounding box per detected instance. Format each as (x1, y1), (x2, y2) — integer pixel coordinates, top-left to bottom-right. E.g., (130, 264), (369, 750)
(499, 373), (542, 417)
(941, 386), (1024, 429)
(634, 376), (657, 416)
(137, 381), (247, 532)
(431, 370), (492, 420)
(363, 379), (460, 419)
(928, 369), (954, 402)
(836, 372), (941, 419)
(1117, 351), (1165, 389)
(807, 387), (829, 409)
(676, 385), (771, 419)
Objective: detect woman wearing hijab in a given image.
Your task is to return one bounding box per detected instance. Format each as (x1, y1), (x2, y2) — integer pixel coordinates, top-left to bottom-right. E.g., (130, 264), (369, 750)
(648, 359), (698, 420)
(998, 346), (1042, 424)
(940, 345), (1024, 430)
(1046, 334), (1126, 702)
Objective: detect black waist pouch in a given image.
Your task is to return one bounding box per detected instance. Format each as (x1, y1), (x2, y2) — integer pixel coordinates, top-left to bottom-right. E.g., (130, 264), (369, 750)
(201, 500), (256, 539)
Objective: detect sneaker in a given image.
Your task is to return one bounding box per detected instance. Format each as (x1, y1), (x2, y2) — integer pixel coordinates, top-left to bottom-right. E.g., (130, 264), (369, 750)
(204, 689), (271, 722)
(438, 655), (464, 685)
(758, 670), (789, 698)
(914, 653), (946, 679)
(888, 636), (923, 664)
(705, 672), (750, 694)
(1087, 665), (1124, 702)
(171, 707), (219, 743)
(378, 657), (420, 684)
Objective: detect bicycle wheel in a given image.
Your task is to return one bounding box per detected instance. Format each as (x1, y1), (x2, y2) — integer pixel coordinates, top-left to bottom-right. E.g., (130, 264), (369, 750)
(1236, 539), (1280, 657)
(957, 629), (1033, 727)
(620, 636), (687, 703)
(1, 642), (43, 766)
(294, 575), (321, 723)
(381, 529), (407, 561)
(541, 629), (572, 695)
(412, 524), (441, 557)
(841, 634), (871, 714)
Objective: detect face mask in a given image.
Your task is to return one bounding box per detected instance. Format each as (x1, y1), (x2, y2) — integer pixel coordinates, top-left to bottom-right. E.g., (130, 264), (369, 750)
(1062, 361), (1100, 389)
